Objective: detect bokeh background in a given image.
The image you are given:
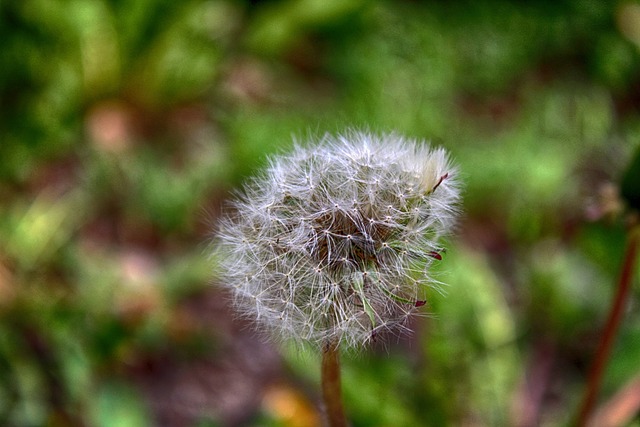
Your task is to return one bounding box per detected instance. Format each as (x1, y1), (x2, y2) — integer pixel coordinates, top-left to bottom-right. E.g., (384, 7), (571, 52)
(2, 0), (640, 426)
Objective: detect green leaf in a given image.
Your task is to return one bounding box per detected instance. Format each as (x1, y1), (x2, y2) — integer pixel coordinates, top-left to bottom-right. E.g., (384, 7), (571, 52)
(90, 382), (151, 427)
(621, 146), (640, 212)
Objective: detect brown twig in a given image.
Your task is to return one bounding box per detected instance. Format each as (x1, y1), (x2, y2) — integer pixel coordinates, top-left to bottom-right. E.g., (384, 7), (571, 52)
(321, 339), (348, 427)
(576, 224), (640, 426)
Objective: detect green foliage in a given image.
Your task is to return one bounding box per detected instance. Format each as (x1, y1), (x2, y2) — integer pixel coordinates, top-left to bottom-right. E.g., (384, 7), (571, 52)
(621, 146), (640, 211)
(2, 0), (640, 425)
(90, 381), (151, 427)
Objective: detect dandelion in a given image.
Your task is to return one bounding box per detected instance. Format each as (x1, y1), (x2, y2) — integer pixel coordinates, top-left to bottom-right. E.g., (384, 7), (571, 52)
(215, 130), (460, 426)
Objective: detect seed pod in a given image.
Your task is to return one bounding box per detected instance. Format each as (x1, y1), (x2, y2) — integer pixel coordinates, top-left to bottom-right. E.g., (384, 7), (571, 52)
(215, 130), (461, 349)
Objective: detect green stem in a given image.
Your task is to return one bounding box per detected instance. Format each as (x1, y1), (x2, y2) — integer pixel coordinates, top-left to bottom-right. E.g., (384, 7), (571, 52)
(576, 224), (640, 426)
(322, 339), (348, 427)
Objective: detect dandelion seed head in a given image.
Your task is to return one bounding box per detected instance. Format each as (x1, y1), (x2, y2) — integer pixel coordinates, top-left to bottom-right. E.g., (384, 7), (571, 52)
(215, 131), (461, 349)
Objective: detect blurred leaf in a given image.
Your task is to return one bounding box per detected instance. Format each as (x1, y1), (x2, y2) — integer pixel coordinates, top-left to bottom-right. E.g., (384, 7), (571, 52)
(0, 328), (47, 426)
(90, 381), (150, 427)
(0, 1), (82, 182)
(526, 239), (611, 341)
(604, 318), (640, 396)
(245, 0), (366, 54)
(621, 145), (640, 212)
(428, 245), (520, 425)
(0, 190), (87, 271)
(163, 251), (212, 299)
(342, 354), (423, 427)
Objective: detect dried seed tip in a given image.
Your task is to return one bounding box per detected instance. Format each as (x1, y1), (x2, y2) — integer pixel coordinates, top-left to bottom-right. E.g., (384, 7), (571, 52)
(214, 130), (461, 349)
(432, 173), (449, 192)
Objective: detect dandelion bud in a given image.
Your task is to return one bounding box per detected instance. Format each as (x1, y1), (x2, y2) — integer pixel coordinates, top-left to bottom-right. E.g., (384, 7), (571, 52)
(215, 131), (461, 349)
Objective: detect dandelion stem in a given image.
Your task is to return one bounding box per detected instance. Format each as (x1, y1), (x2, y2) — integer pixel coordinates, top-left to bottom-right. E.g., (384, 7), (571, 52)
(576, 223), (640, 426)
(322, 339), (348, 427)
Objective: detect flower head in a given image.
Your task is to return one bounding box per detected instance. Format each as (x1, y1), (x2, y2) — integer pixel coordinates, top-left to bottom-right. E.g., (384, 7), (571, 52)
(215, 131), (460, 349)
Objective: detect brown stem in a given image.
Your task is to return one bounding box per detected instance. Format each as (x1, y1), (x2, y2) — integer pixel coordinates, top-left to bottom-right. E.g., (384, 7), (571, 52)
(322, 340), (348, 427)
(576, 224), (640, 426)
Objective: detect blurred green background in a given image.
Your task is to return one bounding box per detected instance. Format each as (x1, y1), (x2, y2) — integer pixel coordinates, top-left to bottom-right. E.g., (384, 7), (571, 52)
(2, 0), (640, 426)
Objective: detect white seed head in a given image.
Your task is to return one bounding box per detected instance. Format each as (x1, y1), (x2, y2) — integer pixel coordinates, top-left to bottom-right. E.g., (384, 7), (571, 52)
(215, 131), (461, 349)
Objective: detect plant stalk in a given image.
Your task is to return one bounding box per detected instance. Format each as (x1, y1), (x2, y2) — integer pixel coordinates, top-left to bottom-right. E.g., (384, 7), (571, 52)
(322, 339), (348, 427)
(576, 224), (640, 426)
